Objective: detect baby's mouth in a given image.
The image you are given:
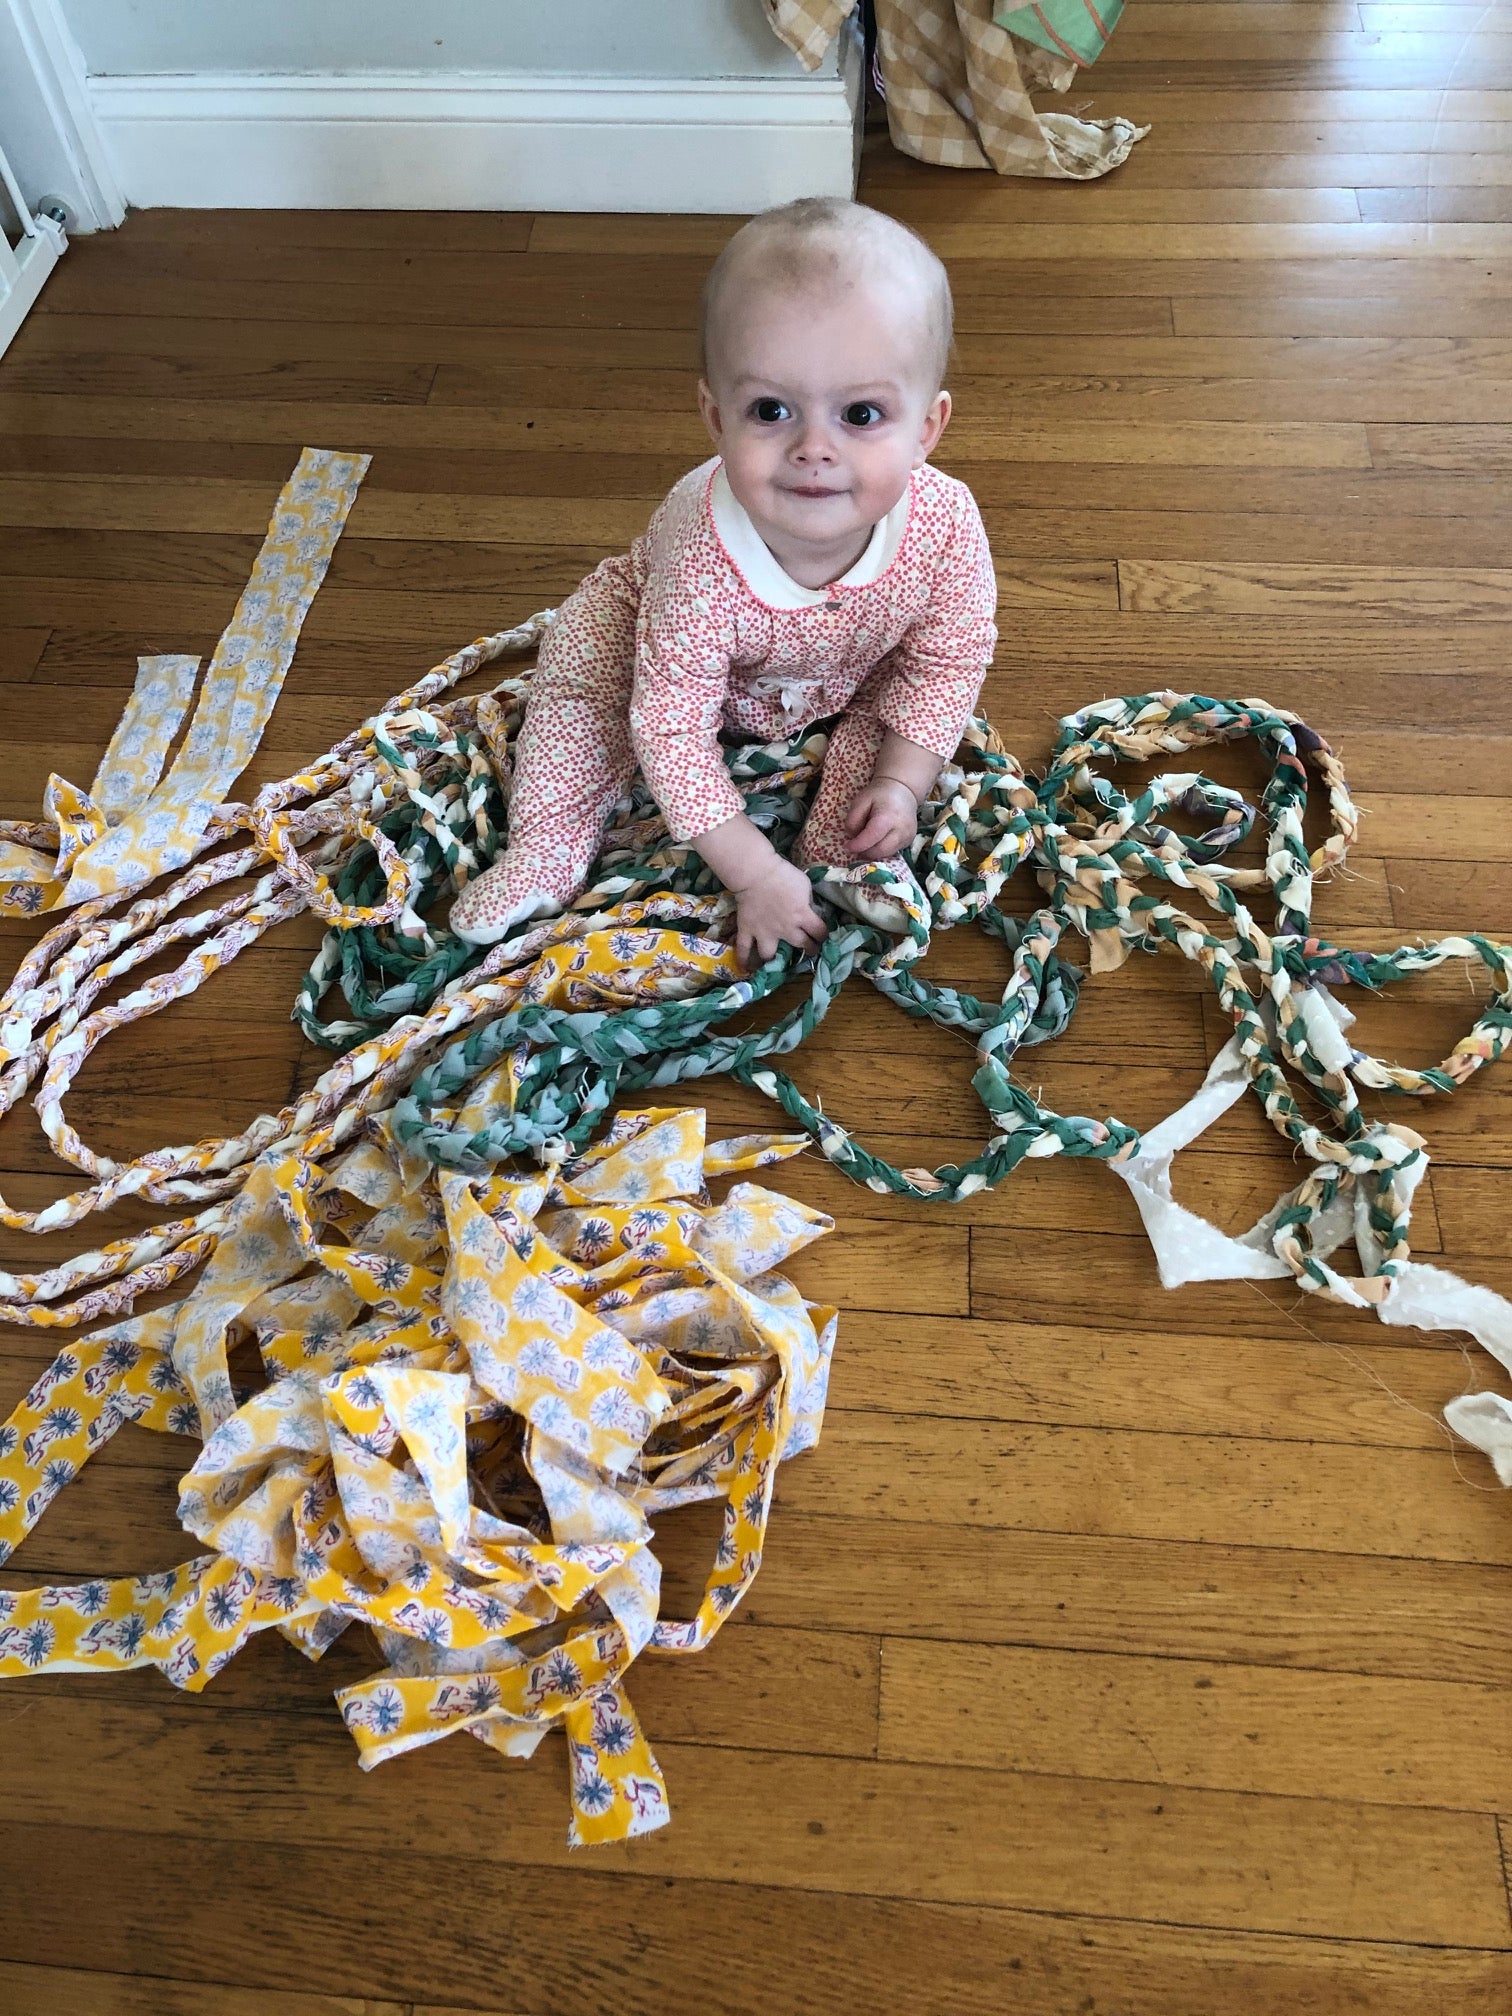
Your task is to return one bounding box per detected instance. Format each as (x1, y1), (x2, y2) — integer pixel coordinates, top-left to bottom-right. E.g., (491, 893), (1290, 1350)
(786, 485), (847, 501)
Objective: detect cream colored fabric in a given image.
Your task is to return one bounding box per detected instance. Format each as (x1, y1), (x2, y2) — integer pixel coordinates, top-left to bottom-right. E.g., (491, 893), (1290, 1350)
(0, 447), (369, 917)
(765, 0), (1146, 178)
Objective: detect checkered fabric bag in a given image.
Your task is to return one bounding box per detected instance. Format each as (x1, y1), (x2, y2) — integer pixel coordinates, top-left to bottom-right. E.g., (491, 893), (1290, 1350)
(764, 0), (1145, 178)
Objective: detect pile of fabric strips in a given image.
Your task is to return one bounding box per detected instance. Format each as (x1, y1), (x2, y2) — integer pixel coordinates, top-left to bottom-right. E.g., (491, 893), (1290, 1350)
(2, 449), (1510, 1845)
(0, 1102), (834, 1846)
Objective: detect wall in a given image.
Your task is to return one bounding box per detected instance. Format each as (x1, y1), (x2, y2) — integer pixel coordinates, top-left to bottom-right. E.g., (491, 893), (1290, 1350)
(43, 0), (858, 216)
(57, 0), (836, 78)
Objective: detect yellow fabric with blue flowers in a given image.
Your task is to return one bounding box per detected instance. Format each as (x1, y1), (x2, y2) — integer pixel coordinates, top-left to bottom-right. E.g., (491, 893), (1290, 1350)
(0, 1106), (836, 1845)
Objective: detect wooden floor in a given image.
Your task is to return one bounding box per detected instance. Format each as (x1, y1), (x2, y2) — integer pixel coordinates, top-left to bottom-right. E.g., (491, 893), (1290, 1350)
(4, 8), (1512, 2012)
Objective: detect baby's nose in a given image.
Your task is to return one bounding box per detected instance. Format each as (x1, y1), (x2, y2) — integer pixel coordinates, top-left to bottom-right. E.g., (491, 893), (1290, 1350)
(792, 422), (837, 461)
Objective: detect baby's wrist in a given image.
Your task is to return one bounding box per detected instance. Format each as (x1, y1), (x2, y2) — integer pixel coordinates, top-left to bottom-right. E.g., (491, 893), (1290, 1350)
(724, 844), (787, 897)
(871, 771), (921, 806)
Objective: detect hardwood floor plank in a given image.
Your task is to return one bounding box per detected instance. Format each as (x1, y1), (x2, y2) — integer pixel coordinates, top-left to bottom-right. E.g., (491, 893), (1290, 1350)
(1066, 87), (1512, 121)
(994, 511), (1512, 567)
(960, 422), (1374, 466)
(1336, 791), (1512, 858)
(938, 460), (1512, 518)
(795, 1411), (1512, 1565)
(9, 501), (1507, 588)
(970, 380), (1512, 424)
(883, 151), (1512, 190)
(1120, 559), (1512, 616)
(1362, 2), (1512, 28)
(1369, 422), (1512, 470)
(20, 476), (1499, 577)
(0, 1961), (407, 2016)
(0, 354), (441, 403)
(3, 1697), (1506, 1942)
(7, 309), (706, 371)
(726, 1215), (970, 1318)
(1430, 1169), (1512, 1258)
(820, 1315), (1467, 1447)
(0, 628), (50, 680)
(1310, 730), (1512, 795)
(1089, 44), (1512, 92)
(1359, 186), (1512, 222)
(117, 209), (534, 252)
(1173, 293), (1512, 335)
(968, 1222), (1512, 1344)
(1389, 859), (1512, 936)
(26, 624), (565, 696)
(7, 1824), (1511, 2016)
(994, 609), (1512, 694)
(878, 1639), (1512, 1812)
(747, 1518), (1512, 1684)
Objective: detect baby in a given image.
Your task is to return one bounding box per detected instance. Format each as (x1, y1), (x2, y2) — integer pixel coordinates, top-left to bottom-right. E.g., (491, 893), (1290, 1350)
(450, 196), (997, 965)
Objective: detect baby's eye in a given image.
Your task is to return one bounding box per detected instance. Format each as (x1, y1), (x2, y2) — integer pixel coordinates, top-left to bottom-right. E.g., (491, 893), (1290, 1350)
(750, 397), (790, 424)
(843, 401), (885, 427)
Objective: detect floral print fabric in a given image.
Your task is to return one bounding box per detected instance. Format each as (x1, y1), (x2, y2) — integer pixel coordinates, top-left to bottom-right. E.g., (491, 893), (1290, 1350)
(0, 447), (369, 917)
(0, 1106), (836, 1846)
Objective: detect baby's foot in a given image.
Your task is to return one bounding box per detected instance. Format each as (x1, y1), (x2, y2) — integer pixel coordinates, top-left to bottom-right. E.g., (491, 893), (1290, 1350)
(449, 859), (565, 944)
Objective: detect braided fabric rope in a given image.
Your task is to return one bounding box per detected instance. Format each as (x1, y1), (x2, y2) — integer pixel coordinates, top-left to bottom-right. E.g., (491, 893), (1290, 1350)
(303, 670), (1511, 1312)
(2, 614), (1509, 1338)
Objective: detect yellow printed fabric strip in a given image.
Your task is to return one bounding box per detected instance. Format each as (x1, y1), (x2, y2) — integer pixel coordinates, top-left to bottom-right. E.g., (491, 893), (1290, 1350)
(0, 447), (369, 919)
(0, 1107), (835, 1846)
(89, 654), (203, 815)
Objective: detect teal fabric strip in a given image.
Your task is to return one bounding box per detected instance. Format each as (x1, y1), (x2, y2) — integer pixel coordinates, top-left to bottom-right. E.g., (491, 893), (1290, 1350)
(996, 0), (1125, 65)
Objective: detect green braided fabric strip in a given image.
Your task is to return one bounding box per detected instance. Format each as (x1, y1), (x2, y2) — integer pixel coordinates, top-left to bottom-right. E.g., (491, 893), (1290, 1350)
(293, 675), (1512, 1285)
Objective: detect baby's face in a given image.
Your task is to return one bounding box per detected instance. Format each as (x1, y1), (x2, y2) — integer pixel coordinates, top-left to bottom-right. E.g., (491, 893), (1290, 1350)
(699, 278), (949, 570)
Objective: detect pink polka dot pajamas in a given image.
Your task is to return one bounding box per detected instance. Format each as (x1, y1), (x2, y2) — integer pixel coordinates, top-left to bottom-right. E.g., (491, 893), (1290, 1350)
(450, 456), (998, 940)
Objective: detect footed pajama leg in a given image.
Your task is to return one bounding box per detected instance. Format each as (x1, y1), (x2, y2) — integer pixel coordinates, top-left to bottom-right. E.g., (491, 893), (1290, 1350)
(451, 556), (640, 943)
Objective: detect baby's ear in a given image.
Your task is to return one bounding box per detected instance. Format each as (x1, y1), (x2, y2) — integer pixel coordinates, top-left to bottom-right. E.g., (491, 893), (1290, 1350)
(697, 379), (724, 445)
(915, 389), (952, 466)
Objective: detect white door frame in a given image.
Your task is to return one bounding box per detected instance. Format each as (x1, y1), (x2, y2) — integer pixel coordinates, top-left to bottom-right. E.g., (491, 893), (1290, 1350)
(1, 0), (124, 231)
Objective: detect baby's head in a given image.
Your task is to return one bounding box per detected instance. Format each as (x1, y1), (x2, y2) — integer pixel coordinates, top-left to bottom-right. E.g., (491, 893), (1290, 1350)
(698, 197), (954, 565)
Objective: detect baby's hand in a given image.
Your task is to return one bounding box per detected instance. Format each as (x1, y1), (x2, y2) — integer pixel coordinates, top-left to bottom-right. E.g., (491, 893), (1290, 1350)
(846, 776), (920, 860)
(733, 857), (828, 969)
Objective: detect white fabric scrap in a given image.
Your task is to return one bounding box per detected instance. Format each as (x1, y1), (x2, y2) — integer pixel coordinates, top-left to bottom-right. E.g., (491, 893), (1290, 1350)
(1113, 1012), (1512, 1485)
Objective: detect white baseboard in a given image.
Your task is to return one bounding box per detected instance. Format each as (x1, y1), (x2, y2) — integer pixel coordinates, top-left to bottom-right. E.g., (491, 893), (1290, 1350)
(90, 51), (863, 214)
